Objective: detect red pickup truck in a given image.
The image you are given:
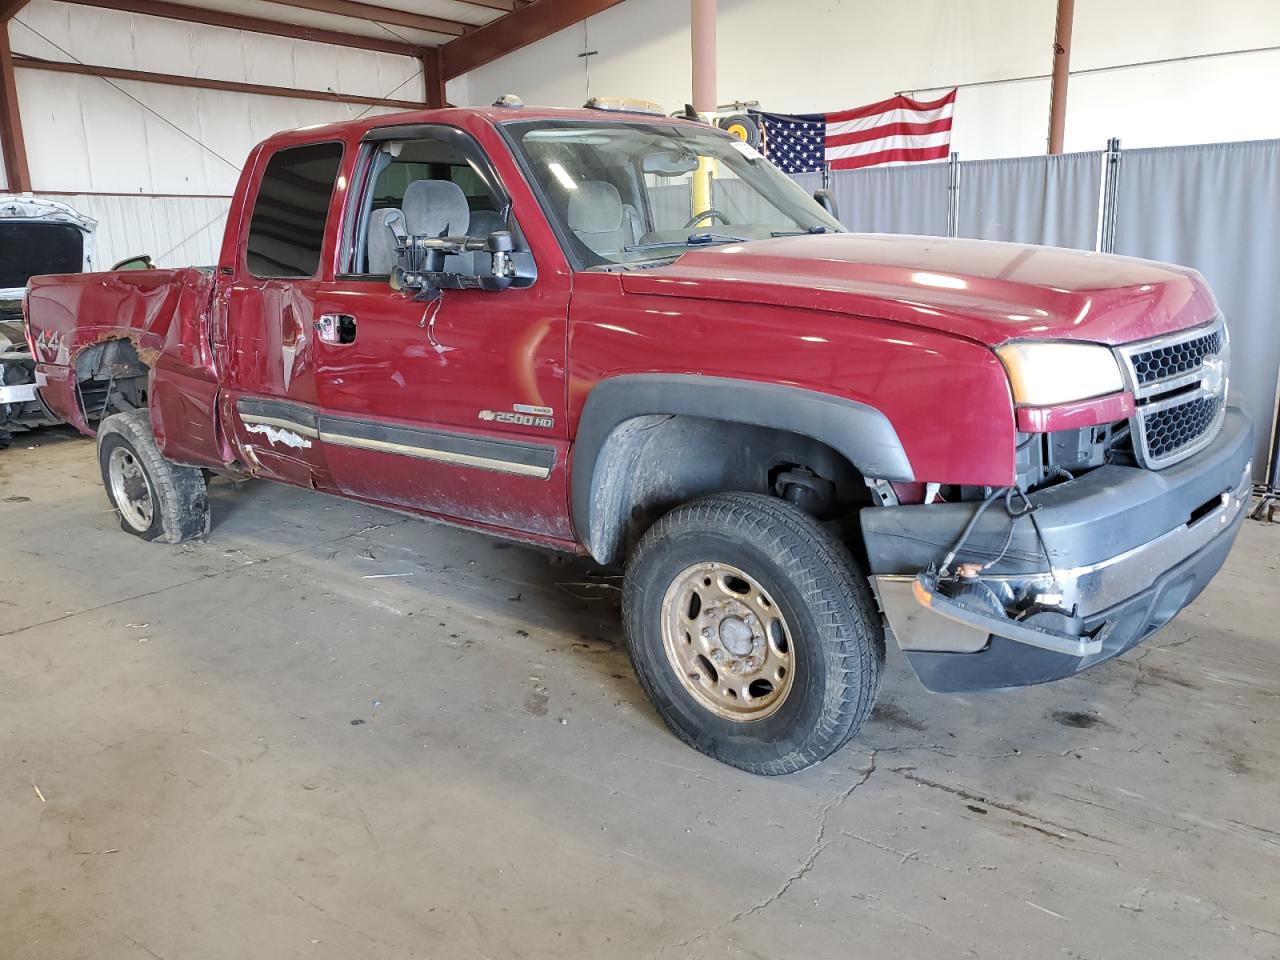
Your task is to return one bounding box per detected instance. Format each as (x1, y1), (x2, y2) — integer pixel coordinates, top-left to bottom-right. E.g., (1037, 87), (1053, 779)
(25, 101), (1252, 775)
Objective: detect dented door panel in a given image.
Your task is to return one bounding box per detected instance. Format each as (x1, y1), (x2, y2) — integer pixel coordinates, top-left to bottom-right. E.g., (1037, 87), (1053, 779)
(219, 279), (333, 489)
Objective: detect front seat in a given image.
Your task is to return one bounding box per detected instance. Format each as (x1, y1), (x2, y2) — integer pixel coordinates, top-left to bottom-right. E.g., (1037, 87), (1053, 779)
(568, 181), (644, 256)
(369, 179), (473, 275)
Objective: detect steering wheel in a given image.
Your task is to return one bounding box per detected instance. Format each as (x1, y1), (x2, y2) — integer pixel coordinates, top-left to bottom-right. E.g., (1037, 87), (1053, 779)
(684, 209), (731, 229)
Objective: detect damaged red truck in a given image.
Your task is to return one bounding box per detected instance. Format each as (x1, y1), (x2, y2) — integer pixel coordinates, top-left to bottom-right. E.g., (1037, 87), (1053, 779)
(25, 103), (1252, 774)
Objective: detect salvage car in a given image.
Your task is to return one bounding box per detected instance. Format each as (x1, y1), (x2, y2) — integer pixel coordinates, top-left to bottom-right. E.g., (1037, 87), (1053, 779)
(24, 100), (1252, 774)
(0, 196), (95, 441)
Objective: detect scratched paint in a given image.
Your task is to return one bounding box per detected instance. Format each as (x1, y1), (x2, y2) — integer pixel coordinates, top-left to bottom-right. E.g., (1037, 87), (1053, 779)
(244, 422), (313, 449)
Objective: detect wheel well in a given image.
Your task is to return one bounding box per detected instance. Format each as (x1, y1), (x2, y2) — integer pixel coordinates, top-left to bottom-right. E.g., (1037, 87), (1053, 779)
(583, 414), (869, 564)
(74, 338), (151, 426)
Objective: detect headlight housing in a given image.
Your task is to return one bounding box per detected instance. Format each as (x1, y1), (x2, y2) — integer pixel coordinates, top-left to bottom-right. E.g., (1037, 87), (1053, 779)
(996, 341), (1126, 406)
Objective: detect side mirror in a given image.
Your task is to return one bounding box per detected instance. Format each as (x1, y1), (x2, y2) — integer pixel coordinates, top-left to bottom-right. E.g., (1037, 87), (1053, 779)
(390, 230), (533, 301)
(111, 254), (155, 271)
(813, 189), (840, 222)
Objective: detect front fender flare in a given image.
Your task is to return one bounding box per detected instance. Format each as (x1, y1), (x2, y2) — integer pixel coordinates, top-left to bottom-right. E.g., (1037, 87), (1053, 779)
(571, 374), (914, 560)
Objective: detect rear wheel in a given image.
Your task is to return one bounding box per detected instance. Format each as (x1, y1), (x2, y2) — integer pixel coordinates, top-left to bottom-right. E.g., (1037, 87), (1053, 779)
(623, 492), (884, 775)
(98, 411), (209, 543)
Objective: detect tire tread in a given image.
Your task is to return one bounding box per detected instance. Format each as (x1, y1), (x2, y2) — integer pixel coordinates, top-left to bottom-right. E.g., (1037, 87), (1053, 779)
(623, 492), (884, 775)
(98, 411), (210, 543)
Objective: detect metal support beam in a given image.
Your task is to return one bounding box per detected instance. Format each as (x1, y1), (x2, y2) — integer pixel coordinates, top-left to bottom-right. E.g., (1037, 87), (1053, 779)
(263, 0), (466, 38)
(451, 0), (524, 10)
(0, 24), (31, 192)
(15, 56), (423, 110)
(690, 0), (715, 113)
(1047, 0), (1075, 154)
(61, 0), (424, 58)
(420, 48), (446, 108)
(441, 0), (625, 80)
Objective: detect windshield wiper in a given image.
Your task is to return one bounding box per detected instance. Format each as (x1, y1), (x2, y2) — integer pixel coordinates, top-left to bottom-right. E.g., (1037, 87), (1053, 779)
(624, 232), (752, 252)
(769, 226), (836, 237)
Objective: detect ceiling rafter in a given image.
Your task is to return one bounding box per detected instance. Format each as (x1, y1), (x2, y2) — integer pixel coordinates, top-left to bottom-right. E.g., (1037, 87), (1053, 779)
(261, 0), (469, 38)
(440, 0), (625, 79)
(447, 0), (528, 10)
(15, 55), (423, 109)
(58, 0), (426, 57)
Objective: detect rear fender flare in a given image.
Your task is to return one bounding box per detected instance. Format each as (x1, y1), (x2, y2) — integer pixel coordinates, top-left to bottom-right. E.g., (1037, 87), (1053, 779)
(571, 374), (914, 562)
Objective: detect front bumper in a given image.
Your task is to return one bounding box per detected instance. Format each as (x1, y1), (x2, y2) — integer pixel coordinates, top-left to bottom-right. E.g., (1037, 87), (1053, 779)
(862, 406), (1253, 692)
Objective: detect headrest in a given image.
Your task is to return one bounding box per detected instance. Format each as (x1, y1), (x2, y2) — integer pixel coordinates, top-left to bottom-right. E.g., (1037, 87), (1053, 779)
(568, 181), (624, 234)
(367, 207), (403, 274)
(403, 179), (470, 237)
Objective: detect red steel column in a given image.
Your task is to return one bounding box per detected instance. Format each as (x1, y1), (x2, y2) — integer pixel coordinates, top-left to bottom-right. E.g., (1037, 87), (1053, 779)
(691, 0), (715, 113)
(1047, 0), (1075, 154)
(0, 22), (31, 192)
(420, 47), (446, 108)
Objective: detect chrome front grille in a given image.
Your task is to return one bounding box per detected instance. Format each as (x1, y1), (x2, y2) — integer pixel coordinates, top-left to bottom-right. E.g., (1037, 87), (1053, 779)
(1115, 319), (1229, 469)
(1128, 327), (1224, 386)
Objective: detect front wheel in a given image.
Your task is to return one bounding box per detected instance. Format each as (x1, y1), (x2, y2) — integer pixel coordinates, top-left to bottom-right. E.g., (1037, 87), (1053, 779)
(98, 411), (210, 543)
(622, 493), (884, 775)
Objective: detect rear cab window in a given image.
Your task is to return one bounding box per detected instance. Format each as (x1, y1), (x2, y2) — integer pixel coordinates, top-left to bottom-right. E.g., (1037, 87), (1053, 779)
(245, 141), (345, 279)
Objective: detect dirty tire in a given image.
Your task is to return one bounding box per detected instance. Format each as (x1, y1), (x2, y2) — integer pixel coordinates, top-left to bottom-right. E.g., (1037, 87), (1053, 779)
(623, 492), (885, 775)
(97, 410), (210, 543)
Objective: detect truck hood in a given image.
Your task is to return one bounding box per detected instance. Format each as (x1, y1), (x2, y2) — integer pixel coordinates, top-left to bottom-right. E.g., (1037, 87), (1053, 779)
(618, 233), (1218, 347)
(0, 195), (97, 301)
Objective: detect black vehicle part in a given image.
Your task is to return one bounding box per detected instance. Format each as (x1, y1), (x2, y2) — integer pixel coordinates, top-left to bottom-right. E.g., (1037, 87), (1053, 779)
(575, 374), (913, 564)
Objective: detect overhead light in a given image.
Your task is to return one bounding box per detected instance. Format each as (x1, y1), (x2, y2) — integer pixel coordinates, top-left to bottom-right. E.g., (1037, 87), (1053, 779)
(547, 162), (577, 191)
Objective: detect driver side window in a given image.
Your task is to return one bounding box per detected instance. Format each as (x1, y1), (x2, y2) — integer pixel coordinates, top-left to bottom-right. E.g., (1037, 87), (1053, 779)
(349, 129), (514, 277)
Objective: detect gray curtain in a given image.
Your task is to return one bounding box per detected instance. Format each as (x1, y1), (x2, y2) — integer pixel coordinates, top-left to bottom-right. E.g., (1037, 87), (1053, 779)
(713, 177), (789, 226)
(648, 182), (693, 232)
(1113, 139), (1280, 480)
(827, 162), (950, 236)
(958, 151), (1102, 250)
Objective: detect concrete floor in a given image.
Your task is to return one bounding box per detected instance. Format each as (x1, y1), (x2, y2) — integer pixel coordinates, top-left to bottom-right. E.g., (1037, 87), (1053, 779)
(2, 427), (1278, 960)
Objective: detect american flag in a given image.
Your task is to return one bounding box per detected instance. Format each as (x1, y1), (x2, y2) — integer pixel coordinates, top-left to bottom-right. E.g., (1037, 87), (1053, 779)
(753, 90), (957, 174)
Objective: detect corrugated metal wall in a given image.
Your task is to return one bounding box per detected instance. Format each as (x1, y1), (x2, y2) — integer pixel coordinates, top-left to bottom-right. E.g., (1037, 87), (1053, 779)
(5, 0), (420, 263)
(39, 193), (232, 268)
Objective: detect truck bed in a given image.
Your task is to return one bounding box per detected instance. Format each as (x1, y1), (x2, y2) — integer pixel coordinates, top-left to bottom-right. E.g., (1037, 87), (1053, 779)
(25, 267), (215, 435)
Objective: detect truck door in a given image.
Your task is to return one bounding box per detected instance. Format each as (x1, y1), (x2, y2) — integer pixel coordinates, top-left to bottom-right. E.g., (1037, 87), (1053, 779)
(216, 140), (345, 489)
(311, 123), (573, 542)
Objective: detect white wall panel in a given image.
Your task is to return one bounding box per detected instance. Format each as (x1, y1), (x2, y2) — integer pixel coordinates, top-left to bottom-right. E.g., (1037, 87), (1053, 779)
(9, 0), (423, 195)
(1063, 50), (1280, 152)
(12, 1), (423, 101)
(457, 0), (1280, 161)
(38, 193), (232, 269)
(17, 64), (409, 194)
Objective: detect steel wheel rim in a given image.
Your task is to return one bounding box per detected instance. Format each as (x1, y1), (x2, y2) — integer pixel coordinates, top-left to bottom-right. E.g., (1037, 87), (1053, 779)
(108, 446), (154, 531)
(660, 561), (795, 722)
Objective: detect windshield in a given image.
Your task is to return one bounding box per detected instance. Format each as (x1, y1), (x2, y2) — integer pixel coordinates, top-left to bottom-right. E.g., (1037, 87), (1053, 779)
(504, 118), (842, 268)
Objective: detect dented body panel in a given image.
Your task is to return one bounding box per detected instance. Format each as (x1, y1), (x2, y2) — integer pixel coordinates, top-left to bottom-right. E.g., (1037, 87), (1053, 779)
(0, 196), (97, 435)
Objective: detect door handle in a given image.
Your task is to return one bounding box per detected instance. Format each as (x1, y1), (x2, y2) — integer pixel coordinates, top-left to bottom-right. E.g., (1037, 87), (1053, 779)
(316, 313), (357, 345)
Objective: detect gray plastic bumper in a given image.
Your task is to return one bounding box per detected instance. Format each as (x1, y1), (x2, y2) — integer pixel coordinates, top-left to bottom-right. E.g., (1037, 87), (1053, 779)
(862, 406), (1253, 692)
